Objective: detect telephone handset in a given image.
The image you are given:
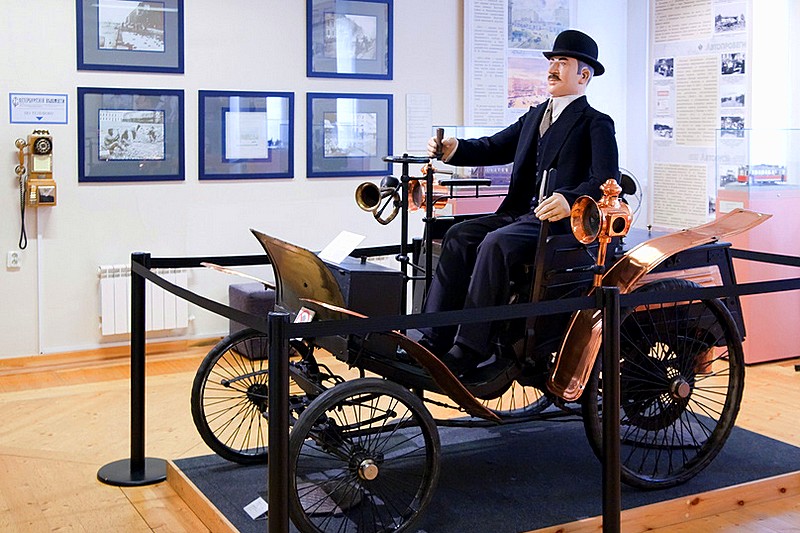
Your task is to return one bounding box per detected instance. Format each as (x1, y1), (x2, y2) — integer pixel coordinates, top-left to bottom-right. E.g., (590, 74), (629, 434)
(14, 130), (57, 249)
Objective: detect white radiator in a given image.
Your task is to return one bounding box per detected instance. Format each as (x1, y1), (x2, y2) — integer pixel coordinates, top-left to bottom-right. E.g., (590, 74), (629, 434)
(98, 265), (189, 335)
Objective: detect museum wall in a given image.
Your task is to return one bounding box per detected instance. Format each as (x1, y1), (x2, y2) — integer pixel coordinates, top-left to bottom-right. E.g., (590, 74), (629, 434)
(0, 0), (635, 358)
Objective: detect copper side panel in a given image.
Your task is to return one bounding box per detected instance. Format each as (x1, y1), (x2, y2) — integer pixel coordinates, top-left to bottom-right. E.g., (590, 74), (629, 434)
(300, 298), (499, 421)
(547, 209), (771, 401)
(380, 330), (501, 422)
(251, 229), (346, 321)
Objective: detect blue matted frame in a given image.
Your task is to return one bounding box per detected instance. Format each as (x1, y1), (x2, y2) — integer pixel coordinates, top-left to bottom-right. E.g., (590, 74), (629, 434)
(77, 87), (185, 182)
(306, 0), (393, 80)
(307, 92), (392, 178)
(77, 0), (184, 73)
(199, 90), (295, 180)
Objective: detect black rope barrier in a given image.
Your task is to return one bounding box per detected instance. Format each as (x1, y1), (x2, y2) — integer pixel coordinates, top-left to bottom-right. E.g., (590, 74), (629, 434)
(130, 254), (800, 341)
(731, 247), (800, 267)
(107, 245), (800, 531)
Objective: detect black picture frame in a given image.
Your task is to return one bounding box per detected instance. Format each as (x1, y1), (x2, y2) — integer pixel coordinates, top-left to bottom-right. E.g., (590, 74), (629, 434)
(77, 87), (185, 182)
(307, 92), (392, 178)
(76, 0), (184, 73)
(306, 0), (393, 79)
(199, 91), (295, 180)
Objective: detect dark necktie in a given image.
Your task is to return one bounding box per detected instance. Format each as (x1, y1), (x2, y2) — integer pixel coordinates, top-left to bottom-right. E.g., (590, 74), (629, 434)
(539, 100), (553, 137)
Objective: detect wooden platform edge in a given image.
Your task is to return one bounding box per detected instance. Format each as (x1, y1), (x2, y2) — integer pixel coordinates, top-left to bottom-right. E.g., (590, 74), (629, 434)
(527, 469), (800, 533)
(166, 459), (239, 533)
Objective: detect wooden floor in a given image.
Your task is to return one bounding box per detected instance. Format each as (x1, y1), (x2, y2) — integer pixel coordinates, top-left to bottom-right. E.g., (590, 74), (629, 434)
(0, 339), (798, 532)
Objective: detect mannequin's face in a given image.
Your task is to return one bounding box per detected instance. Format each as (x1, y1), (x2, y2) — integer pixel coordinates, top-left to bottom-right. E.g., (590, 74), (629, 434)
(546, 56), (589, 97)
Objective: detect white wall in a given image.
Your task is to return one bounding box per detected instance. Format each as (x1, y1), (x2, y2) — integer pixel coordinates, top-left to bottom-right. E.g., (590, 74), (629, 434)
(751, 0), (790, 166)
(576, 1), (649, 225)
(0, 0), (636, 358)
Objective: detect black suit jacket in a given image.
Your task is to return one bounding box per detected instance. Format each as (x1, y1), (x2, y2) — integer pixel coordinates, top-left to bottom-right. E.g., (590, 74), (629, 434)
(448, 96), (619, 217)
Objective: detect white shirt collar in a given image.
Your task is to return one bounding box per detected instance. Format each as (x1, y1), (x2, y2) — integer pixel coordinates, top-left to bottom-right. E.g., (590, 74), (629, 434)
(548, 94), (583, 123)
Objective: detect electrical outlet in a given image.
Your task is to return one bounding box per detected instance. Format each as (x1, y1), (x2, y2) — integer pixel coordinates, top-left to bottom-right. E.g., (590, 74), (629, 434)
(7, 251), (21, 269)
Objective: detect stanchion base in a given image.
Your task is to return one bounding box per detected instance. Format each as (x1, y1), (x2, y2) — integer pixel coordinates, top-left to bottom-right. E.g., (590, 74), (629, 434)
(97, 457), (167, 487)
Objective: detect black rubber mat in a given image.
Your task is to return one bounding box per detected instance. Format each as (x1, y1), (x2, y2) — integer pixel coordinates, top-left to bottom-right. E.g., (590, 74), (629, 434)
(174, 418), (800, 532)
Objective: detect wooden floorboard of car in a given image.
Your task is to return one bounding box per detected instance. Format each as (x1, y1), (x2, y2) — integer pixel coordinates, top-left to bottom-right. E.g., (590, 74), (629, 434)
(0, 341), (797, 532)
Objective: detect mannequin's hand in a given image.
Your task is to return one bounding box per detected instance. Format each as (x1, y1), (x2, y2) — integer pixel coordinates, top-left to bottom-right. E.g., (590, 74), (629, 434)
(427, 136), (457, 161)
(534, 193), (570, 222)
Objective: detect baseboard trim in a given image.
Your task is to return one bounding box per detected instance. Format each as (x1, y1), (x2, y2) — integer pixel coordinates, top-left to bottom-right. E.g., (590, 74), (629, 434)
(0, 337), (221, 376)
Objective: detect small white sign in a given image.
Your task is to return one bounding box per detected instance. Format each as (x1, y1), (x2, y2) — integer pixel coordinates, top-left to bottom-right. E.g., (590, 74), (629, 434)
(10, 93), (68, 124)
(406, 93), (432, 152)
(243, 495), (268, 520)
(318, 231), (366, 264)
(294, 307), (316, 323)
(292, 306), (316, 340)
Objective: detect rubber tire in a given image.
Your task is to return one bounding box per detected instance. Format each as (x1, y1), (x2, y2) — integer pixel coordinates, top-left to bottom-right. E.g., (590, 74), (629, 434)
(288, 378), (441, 532)
(581, 278), (745, 489)
(191, 328), (306, 465)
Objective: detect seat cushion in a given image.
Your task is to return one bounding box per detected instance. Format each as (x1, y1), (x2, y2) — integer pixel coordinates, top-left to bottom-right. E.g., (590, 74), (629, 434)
(228, 283), (276, 336)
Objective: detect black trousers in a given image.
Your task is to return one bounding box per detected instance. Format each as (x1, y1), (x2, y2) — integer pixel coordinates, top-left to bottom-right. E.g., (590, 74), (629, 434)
(420, 211), (542, 355)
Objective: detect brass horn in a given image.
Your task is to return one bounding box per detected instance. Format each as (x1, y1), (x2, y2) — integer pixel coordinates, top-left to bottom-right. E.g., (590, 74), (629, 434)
(408, 179), (450, 211)
(355, 176), (401, 225)
(570, 178), (632, 286)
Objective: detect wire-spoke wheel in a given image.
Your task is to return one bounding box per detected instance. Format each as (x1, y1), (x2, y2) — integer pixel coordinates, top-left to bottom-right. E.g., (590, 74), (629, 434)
(289, 378), (440, 533)
(191, 328), (310, 464)
(582, 279), (745, 489)
(479, 380), (552, 418)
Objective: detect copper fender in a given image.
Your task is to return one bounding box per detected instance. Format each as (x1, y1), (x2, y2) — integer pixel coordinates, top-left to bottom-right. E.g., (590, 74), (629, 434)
(547, 208), (772, 401)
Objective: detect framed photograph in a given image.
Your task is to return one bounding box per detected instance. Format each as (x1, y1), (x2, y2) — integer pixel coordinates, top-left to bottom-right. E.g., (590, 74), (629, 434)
(77, 87), (184, 182)
(77, 0), (184, 73)
(199, 91), (295, 180)
(307, 93), (392, 178)
(307, 0), (393, 79)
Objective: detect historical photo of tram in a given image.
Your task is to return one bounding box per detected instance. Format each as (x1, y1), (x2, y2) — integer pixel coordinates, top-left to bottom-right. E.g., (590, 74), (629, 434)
(98, 0), (165, 52)
(507, 0), (569, 50)
(98, 109), (165, 161)
(322, 111), (378, 157)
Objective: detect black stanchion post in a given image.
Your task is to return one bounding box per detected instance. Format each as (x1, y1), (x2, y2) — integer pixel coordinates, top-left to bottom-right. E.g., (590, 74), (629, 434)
(601, 286), (621, 532)
(268, 311), (290, 533)
(399, 157), (411, 314)
(130, 252), (148, 470)
(424, 164), (434, 294)
(98, 252), (167, 486)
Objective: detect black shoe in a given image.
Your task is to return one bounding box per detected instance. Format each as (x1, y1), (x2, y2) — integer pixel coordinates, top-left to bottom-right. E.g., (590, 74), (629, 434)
(397, 335), (445, 362)
(440, 343), (483, 377)
(418, 335), (447, 356)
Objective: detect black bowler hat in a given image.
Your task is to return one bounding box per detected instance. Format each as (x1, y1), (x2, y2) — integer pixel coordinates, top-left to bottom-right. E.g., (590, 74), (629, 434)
(543, 29), (605, 76)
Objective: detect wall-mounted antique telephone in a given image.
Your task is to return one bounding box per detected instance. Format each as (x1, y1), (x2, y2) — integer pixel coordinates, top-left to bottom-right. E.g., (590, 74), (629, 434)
(14, 130), (56, 249)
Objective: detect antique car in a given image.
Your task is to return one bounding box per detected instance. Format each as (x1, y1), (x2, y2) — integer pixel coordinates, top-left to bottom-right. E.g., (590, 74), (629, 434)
(190, 159), (769, 532)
